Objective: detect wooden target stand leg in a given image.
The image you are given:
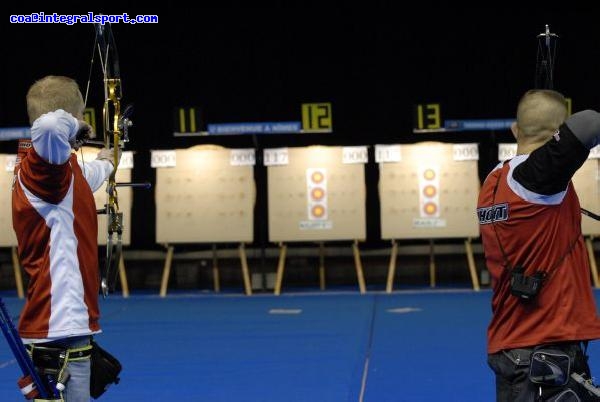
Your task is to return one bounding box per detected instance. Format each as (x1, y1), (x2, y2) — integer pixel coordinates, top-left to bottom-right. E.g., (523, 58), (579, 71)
(318, 242), (326, 291)
(353, 240), (366, 294)
(118, 253), (129, 297)
(585, 236), (600, 288)
(212, 244), (221, 293)
(464, 238), (480, 291)
(275, 242), (364, 294)
(11, 247), (24, 299)
(239, 243), (252, 296)
(428, 239), (481, 290)
(386, 240), (398, 293)
(271, 242), (335, 293)
(429, 239), (436, 288)
(159, 244), (175, 297)
(160, 244), (249, 297)
(274, 243), (287, 296)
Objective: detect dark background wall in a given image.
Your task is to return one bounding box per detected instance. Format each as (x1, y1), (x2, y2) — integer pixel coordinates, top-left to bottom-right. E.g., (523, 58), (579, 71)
(2, 4), (600, 254)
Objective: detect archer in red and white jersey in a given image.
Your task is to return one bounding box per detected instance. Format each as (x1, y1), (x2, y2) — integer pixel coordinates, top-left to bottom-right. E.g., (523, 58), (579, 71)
(478, 89), (600, 400)
(13, 77), (114, 344)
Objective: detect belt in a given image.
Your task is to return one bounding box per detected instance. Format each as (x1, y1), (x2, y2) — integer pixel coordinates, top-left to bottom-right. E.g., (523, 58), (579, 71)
(27, 343), (93, 361)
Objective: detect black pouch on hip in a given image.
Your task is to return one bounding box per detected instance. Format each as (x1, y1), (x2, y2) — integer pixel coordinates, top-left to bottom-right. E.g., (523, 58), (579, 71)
(90, 340), (122, 399)
(510, 265), (545, 301)
(529, 348), (571, 387)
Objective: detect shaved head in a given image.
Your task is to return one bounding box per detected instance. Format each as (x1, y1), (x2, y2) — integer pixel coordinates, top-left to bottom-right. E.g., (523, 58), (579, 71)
(515, 89), (568, 140)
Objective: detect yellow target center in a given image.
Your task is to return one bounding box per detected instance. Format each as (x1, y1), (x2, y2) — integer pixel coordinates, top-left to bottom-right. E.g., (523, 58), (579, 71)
(311, 171), (324, 183)
(311, 188), (325, 200)
(423, 185), (437, 197)
(312, 205), (325, 217)
(424, 202), (437, 215)
(423, 169), (436, 180)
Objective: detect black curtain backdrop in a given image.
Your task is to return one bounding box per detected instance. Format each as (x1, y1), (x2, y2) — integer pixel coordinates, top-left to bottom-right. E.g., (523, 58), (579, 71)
(3, 4), (600, 250)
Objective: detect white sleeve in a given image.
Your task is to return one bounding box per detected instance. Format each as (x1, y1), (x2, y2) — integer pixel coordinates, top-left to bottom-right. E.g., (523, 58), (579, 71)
(30, 109), (79, 164)
(78, 159), (113, 192)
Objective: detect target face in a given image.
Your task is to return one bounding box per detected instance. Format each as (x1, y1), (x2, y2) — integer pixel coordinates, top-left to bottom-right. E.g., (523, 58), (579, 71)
(423, 168), (436, 180)
(419, 166), (440, 217)
(311, 187), (325, 200)
(311, 205), (326, 218)
(423, 202), (438, 215)
(306, 168), (328, 220)
(311, 171), (325, 183)
(423, 185), (436, 197)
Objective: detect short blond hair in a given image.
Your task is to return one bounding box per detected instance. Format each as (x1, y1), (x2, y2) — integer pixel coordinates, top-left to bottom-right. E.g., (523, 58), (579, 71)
(26, 76), (84, 124)
(515, 89), (567, 138)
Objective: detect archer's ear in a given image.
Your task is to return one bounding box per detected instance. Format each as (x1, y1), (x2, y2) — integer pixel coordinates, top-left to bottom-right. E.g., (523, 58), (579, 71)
(511, 122), (519, 140)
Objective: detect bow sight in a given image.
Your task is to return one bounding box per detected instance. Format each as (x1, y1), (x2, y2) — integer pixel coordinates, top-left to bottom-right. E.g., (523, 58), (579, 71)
(535, 24), (559, 90)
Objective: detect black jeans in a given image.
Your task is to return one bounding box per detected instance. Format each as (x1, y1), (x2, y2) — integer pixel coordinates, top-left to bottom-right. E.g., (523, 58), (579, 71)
(487, 342), (597, 401)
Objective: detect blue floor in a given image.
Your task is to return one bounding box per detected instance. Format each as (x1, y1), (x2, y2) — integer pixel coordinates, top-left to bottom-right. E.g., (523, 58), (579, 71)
(1, 289), (600, 401)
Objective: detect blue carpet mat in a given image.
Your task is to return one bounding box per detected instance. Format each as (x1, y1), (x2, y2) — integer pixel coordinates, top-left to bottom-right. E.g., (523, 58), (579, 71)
(363, 291), (492, 401)
(1, 290), (600, 401)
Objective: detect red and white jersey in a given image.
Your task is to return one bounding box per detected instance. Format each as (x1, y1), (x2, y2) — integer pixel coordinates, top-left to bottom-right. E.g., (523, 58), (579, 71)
(12, 110), (112, 343)
(478, 124), (600, 353)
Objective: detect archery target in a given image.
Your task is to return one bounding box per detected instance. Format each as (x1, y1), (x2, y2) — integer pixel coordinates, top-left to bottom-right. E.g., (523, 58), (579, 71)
(0, 154), (17, 246)
(268, 146), (366, 242)
(379, 142), (480, 239)
(155, 145), (255, 243)
(572, 159), (600, 235)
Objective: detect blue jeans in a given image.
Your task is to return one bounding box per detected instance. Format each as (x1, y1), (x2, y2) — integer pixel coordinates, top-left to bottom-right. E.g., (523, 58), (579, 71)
(46, 336), (91, 402)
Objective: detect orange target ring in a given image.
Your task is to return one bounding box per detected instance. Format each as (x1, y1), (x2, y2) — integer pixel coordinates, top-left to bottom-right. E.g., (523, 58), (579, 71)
(311, 171), (324, 183)
(311, 205), (326, 218)
(423, 202), (437, 215)
(423, 169), (436, 180)
(311, 187), (325, 200)
(423, 185), (437, 197)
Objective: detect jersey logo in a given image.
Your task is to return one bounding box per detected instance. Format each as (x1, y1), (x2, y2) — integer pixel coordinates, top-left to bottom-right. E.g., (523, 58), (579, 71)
(477, 203), (509, 225)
